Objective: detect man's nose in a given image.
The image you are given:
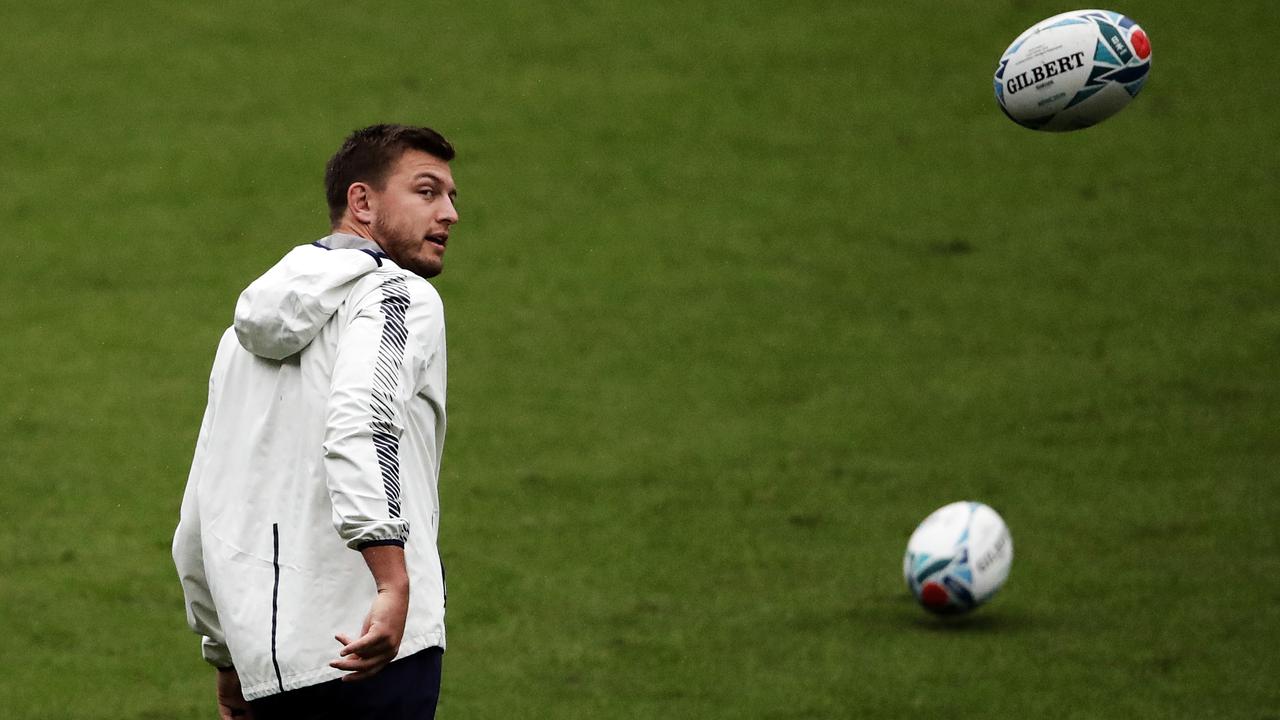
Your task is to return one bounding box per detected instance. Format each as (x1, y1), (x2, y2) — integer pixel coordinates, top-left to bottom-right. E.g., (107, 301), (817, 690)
(439, 198), (459, 226)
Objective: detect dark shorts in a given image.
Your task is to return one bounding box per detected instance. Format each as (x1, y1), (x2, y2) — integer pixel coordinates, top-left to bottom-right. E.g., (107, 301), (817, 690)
(250, 647), (443, 720)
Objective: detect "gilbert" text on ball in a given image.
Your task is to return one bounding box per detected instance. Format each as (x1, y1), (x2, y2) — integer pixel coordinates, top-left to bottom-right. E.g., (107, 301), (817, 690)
(1005, 51), (1087, 95)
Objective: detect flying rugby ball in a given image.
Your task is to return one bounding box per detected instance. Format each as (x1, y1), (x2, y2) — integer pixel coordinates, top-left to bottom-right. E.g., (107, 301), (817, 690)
(903, 501), (1013, 615)
(994, 9), (1151, 131)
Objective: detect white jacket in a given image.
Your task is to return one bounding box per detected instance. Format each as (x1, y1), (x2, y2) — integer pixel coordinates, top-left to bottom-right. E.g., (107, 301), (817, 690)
(173, 233), (447, 700)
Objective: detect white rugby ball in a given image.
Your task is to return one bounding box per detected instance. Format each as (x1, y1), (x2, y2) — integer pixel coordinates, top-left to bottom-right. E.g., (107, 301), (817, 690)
(903, 501), (1013, 614)
(994, 9), (1152, 131)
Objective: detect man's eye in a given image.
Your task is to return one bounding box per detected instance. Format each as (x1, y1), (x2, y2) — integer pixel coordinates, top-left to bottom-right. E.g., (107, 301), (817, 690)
(420, 189), (436, 198)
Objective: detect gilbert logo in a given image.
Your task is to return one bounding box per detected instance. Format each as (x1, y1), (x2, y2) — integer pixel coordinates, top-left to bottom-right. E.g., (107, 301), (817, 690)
(1005, 52), (1086, 95)
(976, 530), (1010, 572)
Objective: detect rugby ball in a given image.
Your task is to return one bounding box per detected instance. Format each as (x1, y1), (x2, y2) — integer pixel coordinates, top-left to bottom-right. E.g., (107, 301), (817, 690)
(903, 501), (1013, 614)
(994, 9), (1152, 131)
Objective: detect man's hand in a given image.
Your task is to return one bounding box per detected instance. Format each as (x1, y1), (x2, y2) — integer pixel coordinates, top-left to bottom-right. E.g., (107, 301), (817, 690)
(330, 543), (409, 682)
(215, 667), (254, 719)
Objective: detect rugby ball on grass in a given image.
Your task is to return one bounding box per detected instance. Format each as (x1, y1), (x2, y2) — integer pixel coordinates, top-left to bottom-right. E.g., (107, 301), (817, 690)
(994, 9), (1151, 131)
(904, 501), (1013, 615)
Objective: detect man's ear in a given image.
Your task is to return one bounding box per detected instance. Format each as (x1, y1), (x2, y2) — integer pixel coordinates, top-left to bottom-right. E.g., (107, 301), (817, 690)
(346, 182), (376, 224)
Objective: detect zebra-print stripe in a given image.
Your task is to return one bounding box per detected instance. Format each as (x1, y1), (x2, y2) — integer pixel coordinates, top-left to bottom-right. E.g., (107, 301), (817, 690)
(372, 276), (410, 518)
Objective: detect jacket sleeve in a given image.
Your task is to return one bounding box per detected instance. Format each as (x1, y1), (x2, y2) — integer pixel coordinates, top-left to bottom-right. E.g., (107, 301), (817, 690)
(323, 275), (423, 549)
(172, 371), (234, 668)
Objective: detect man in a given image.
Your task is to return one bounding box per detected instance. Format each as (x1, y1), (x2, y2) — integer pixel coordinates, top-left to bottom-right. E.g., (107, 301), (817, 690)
(173, 124), (459, 719)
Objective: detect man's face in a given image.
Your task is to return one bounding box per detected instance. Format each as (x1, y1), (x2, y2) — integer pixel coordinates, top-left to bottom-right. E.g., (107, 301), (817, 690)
(368, 149), (459, 278)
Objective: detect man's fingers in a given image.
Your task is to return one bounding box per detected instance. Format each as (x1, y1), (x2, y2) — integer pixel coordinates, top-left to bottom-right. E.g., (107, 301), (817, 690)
(330, 596), (404, 681)
(330, 654), (375, 671)
(338, 630), (392, 658)
(334, 655), (391, 683)
(329, 649), (393, 675)
(330, 629), (397, 681)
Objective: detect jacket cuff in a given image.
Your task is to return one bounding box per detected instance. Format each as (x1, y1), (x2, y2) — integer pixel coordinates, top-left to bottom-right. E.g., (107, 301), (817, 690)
(340, 518), (410, 550)
(356, 538), (406, 550)
(201, 636), (234, 668)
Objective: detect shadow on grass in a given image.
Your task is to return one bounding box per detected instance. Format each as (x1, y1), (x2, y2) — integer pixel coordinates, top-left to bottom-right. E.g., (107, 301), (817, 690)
(907, 610), (1030, 633)
(857, 593), (1040, 635)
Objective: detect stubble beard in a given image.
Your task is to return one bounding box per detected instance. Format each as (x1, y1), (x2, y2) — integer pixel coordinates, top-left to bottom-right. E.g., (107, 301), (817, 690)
(373, 215), (442, 279)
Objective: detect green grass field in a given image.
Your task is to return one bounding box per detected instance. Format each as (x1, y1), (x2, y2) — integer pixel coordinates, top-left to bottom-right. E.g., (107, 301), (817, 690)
(2, 1), (1277, 717)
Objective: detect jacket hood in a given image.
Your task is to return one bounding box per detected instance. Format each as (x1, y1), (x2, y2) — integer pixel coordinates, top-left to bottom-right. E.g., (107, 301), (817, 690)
(234, 234), (387, 360)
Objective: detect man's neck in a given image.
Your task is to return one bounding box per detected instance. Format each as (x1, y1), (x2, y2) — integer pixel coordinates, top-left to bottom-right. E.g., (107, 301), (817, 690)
(332, 220), (377, 244)
(330, 222), (391, 256)
(322, 227), (386, 255)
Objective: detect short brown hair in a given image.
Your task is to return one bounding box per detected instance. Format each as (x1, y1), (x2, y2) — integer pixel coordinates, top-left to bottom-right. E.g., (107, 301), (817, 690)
(324, 124), (456, 225)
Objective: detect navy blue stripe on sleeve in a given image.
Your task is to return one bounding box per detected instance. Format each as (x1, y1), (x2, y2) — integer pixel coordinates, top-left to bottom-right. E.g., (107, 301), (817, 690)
(371, 276), (410, 519)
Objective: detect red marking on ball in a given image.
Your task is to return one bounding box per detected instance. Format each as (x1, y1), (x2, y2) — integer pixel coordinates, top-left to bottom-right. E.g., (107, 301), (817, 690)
(1131, 29), (1151, 60)
(920, 582), (949, 608)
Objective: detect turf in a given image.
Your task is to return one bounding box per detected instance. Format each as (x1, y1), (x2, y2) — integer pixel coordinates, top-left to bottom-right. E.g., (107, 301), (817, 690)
(1, 1), (1277, 717)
